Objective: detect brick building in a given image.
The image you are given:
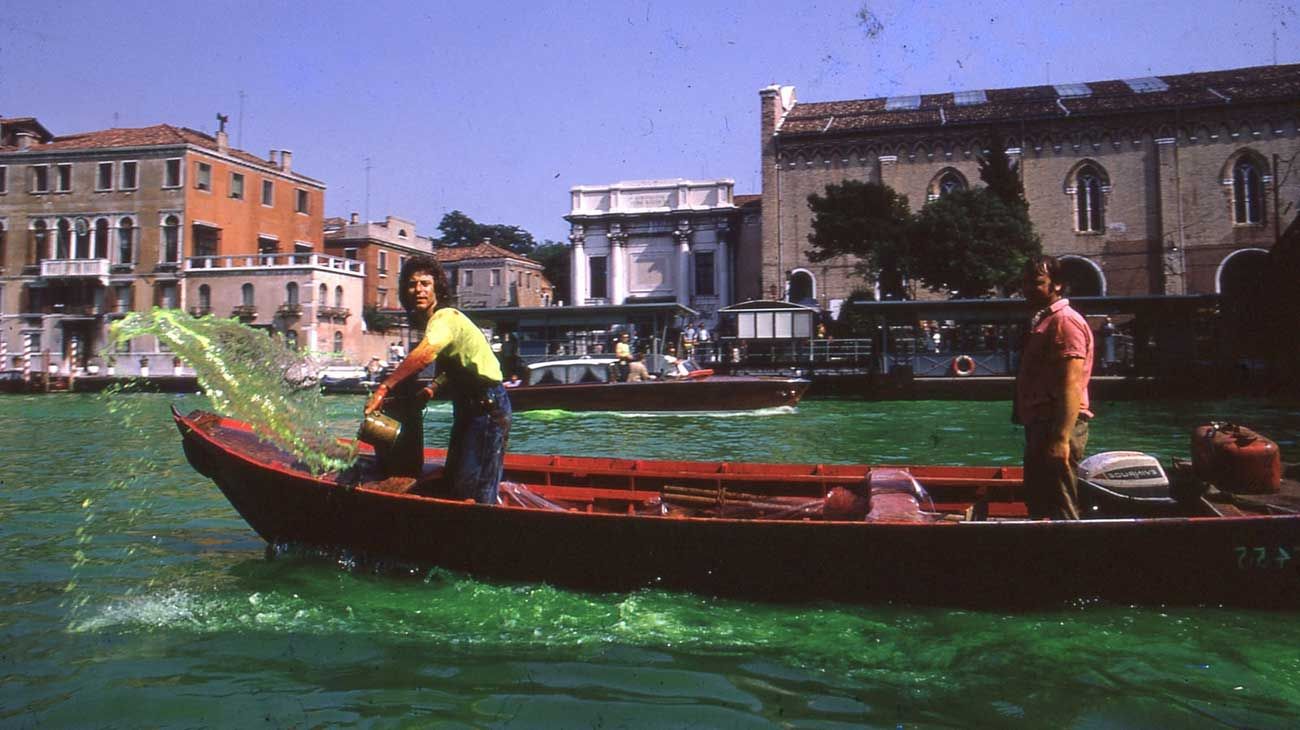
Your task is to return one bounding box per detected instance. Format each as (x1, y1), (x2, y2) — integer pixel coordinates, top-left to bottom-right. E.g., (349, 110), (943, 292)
(323, 213), (434, 312)
(758, 63), (1300, 309)
(436, 241), (553, 309)
(0, 117), (365, 373)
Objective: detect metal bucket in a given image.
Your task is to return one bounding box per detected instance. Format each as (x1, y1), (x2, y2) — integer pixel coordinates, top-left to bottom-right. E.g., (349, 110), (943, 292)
(358, 412), (402, 449)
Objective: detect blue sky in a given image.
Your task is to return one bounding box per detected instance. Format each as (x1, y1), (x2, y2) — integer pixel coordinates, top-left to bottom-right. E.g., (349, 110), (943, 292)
(4, 1), (1296, 244)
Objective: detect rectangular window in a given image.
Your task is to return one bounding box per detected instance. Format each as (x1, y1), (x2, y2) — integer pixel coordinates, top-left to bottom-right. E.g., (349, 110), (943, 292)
(230, 173), (244, 200)
(490, 269), (501, 286)
(694, 251), (715, 296)
(56, 164), (72, 192)
(463, 269), (474, 287)
(196, 162), (212, 191)
(31, 165), (49, 192)
(399, 255), (406, 273)
(261, 179), (273, 206)
(377, 288), (389, 308)
(163, 158), (182, 188)
(295, 189), (309, 214)
(377, 251), (388, 275)
(120, 161), (138, 190)
(114, 284), (133, 313)
(589, 256), (607, 299)
(0, 165), (7, 194)
(344, 247), (358, 260)
(97, 162), (114, 191)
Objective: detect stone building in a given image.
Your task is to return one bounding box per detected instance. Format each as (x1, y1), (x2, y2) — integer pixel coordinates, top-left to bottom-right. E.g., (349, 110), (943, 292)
(758, 63), (1300, 308)
(435, 241), (553, 309)
(0, 117), (364, 373)
(564, 178), (757, 327)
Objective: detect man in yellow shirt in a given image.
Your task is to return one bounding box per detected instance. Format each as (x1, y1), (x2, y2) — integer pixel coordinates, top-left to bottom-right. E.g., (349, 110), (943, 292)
(365, 255), (511, 503)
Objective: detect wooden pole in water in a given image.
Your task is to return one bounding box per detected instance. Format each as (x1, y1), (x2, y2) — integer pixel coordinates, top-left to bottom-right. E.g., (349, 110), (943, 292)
(22, 335), (31, 387)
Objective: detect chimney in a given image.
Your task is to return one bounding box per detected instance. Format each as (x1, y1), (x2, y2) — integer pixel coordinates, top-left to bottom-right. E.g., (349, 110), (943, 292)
(268, 150), (278, 166)
(280, 150), (292, 172)
(16, 131), (35, 151)
(350, 212), (359, 224)
(216, 130), (229, 153)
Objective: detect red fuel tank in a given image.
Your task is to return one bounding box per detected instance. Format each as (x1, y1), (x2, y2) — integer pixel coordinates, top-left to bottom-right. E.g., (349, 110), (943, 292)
(1191, 422), (1281, 494)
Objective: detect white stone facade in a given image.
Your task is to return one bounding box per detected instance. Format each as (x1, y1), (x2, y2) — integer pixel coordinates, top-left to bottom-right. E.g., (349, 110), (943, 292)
(565, 179), (738, 325)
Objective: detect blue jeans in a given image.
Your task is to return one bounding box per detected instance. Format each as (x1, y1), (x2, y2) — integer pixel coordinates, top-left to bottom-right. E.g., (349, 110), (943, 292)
(443, 383), (512, 504)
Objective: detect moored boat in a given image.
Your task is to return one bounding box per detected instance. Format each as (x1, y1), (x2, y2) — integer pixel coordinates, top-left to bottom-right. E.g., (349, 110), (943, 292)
(174, 407), (1300, 608)
(506, 357), (809, 412)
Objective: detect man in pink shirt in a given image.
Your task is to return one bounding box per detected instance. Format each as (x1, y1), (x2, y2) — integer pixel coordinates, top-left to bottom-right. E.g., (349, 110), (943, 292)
(1015, 255), (1094, 520)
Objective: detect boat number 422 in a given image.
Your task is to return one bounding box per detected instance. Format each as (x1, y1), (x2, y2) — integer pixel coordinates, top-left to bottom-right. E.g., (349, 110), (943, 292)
(1234, 545), (1296, 570)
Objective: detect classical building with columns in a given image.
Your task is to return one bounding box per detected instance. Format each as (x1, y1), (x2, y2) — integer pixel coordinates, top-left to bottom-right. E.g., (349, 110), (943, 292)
(759, 62), (1300, 308)
(565, 179), (758, 327)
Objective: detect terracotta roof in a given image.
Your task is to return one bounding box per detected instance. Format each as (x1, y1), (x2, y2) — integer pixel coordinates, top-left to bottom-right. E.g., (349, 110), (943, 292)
(434, 241), (537, 265)
(778, 63), (1300, 137)
(0, 122), (298, 176)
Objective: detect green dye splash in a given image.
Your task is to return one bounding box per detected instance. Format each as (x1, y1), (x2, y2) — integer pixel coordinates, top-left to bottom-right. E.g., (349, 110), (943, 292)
(111, 309), (356, 473)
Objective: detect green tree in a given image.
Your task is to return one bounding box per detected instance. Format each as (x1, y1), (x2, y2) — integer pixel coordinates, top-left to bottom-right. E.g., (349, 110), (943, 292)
(977, 130), (1027, 210)
(436, 210), (537, 255)
(529, 240), (571, 303)
(805, 180), (912, 296)
(906, 188), (1040, 298)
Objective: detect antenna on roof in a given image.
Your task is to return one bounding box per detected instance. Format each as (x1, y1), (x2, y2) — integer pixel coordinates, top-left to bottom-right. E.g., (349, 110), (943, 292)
(238, 90), (246, 147)
(216, 113), (229, 133)
(364, 157), (372, 225)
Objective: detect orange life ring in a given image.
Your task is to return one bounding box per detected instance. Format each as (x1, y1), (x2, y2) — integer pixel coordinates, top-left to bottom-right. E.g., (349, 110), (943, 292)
(951, 355), (976, 377)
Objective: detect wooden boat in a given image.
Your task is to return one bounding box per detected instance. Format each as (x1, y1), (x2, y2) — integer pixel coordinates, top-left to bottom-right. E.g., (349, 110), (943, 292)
(174, 407), (1300, 608)
(318, 365), (379, 395)
(506, 357), (809, 412)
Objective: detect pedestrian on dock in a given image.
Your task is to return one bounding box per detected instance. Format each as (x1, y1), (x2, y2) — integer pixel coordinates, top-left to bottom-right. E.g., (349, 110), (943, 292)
(365, 254), (511, 503)
(1014, 255), (1094, 520)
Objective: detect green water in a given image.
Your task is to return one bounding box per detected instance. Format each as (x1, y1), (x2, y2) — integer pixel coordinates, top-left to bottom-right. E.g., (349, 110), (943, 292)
(3, 394), (1300, 727)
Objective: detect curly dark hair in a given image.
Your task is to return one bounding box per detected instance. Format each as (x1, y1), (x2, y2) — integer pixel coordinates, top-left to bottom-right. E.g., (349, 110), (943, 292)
(1023, 254), (1067, 295)
(397, 254), (452, 313)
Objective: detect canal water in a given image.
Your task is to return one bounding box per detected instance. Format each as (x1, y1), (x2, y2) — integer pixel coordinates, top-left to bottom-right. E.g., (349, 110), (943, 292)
(3, 394), (1299, 727)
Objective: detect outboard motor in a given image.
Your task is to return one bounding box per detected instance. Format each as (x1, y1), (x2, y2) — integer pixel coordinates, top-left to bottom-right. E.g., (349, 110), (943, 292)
(1077, 451), (1177, 517)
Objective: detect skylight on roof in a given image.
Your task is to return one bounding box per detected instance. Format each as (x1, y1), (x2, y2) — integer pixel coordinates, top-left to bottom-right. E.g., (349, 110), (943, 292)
(1124, 76), (1169, 93)
(884, 95), (921, 111)
(953, 90), (988, 106)
(1054, 83), (1092, 98)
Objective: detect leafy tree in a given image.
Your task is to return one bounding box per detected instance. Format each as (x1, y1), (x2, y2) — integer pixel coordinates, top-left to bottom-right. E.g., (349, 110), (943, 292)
(436, 210), (537, 255)
(906, 188), (1040, 298)
(977, 130), (1027, 210)
(529, 240), (571, 303)
(805, 180), (912, 294)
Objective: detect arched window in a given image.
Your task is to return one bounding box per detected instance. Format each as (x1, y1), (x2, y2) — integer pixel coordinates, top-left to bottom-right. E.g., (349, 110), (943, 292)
(198, 284), (211, 311)
(118, 218), (135, 264)
(30, 220), (48, 264)
(1232, 159), (1263, 224)
(1073, 164), (1106, 233)
(334, 285), (344, 308)
(74, 218), (90, 259)
(284, 330), (298, 350)
(318, 283), (328, 305)
(332, 331), (343, 354)
(94, 219), (110, 260)
(1058, 256), (1106, 297)
(161, 215), (179, 262)
(926, 168), (968, 201)
(285, 282), (299, 305)
(56, 219), (72, 259)
(241, 282), (254, 307)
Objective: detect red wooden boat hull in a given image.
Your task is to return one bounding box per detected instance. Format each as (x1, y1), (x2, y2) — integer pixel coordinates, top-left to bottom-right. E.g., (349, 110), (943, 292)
(174, 408), (1300, 608)
(504, 375), (809, 412)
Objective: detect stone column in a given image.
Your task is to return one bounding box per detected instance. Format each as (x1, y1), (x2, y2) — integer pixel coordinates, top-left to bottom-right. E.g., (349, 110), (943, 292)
(673, 223), (693, 306)
(568, 226), (587, 306)
(715, 223), (732, 307)
(609, 225), (628, 305)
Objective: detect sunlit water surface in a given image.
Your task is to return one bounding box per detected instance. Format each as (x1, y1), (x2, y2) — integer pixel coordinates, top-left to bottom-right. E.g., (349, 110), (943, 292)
(2, 394), (1299, 727)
